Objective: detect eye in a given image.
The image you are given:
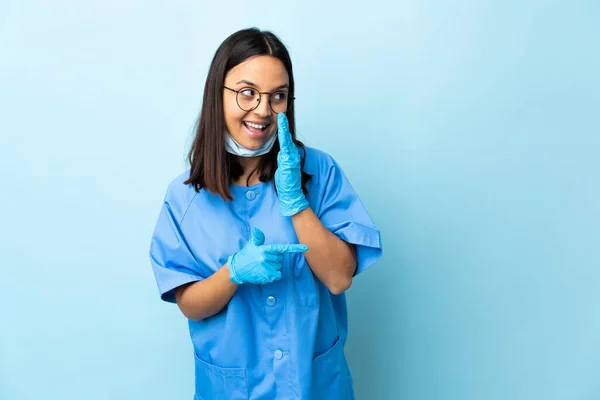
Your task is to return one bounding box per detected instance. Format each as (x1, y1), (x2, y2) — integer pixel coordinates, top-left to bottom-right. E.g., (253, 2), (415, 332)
(273, 92), (288, 102)
(240, 88), (256, 98)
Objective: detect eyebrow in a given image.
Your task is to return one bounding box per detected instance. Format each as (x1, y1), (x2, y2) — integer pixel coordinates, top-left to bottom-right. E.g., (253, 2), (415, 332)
(235, 80), (289, 90)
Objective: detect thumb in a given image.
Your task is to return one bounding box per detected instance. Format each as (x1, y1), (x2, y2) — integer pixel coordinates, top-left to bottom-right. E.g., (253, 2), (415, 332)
(249, 227), (265, 246)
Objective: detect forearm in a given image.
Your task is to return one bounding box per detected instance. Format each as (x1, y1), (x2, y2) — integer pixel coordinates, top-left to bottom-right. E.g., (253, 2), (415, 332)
(292, 207), (357, 294)
(175, 264), (238, 321)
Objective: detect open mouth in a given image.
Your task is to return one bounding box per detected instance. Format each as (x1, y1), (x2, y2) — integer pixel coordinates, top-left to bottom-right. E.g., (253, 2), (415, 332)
(243, 121), (271, 134)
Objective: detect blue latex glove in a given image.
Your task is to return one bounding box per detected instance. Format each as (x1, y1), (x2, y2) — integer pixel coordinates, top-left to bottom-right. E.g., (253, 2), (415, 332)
(275, 113), (310, 217)
(227, 227), (308, 285)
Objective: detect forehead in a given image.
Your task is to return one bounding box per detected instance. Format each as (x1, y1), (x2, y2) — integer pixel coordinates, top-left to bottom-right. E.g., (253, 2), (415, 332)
(225, 55), (289, 88)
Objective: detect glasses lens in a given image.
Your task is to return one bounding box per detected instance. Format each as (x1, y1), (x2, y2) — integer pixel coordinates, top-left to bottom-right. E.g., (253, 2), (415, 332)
(270, 91), (289, 113)
(236, 88), (260, 111)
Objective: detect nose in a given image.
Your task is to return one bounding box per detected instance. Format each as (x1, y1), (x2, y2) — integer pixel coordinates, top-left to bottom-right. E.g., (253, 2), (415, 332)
(253, 93), (272, 118)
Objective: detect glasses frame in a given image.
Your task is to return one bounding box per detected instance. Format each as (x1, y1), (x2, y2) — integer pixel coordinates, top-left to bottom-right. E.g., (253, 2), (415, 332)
(223, 85), (295, 114)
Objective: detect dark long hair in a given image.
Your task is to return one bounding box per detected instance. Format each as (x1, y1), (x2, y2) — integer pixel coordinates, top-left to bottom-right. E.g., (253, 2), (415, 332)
(184, 28), (312, 201)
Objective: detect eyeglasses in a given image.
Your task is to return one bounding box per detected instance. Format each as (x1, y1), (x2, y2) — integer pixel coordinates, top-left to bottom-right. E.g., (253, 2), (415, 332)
(223, 86), (294, 114)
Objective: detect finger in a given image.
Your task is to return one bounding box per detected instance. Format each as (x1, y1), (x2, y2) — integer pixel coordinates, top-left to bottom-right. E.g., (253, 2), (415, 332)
(249, 227), (265, 246)
(277, 112), (293, 150)
(265, 243), (309, 254)
(265, 253), (283, 265)
(268, 270), (282, 282)
(259, 263), (282, 283)
(264, 252), (284, 267)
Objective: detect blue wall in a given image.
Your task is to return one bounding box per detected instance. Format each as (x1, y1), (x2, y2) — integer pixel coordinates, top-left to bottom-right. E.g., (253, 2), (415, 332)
(1, 1), (598, 399)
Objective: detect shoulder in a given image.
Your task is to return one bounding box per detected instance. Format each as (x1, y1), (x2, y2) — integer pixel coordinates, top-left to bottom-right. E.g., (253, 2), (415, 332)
(162, 170), (198, 222)
(301, 146), (345, 188)
(302, 146), (340, 174)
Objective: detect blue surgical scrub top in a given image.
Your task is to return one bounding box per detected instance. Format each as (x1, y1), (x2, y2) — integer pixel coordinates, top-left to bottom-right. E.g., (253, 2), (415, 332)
(150, 147), (382, 400)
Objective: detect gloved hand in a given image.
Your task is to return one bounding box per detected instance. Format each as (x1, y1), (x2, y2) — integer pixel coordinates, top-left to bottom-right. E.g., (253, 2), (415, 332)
(275, 112), (310, 217)
(227, 227), (308, 285)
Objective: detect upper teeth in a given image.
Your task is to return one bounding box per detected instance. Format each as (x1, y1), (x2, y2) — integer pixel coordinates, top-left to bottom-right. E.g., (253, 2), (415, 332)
(246, 122), (267, 129)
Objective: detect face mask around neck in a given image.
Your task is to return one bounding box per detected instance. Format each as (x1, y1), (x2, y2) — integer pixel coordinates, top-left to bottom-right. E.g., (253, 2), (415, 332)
(224, 130), (277, 157)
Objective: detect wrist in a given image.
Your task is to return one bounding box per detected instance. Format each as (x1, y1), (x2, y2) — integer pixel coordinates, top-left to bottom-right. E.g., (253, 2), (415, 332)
(280, 196), (309, 217)
(227, 254), (242, 284)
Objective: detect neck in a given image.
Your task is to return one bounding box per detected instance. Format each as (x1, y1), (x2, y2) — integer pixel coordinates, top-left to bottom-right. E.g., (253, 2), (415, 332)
(238, 155), (261, 172)
(235, 156), (262, 186)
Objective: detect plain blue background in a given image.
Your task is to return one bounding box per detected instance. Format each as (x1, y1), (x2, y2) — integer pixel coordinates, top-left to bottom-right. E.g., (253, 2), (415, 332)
(1, 1), (598, 399)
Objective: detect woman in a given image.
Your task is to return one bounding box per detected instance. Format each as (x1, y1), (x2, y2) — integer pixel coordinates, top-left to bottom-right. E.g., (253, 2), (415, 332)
(149, 27), (382, 400)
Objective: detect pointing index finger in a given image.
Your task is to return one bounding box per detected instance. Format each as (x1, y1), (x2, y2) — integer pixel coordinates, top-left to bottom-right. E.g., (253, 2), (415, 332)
(265, 243), (309, 254)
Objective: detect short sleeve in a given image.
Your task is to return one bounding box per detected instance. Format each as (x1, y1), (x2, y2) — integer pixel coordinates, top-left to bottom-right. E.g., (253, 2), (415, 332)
(149, 197), (205, 303)
(313, 157), (383, 276)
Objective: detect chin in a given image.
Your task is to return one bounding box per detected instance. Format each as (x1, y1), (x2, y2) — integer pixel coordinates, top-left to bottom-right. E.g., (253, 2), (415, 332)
(239, 139), (264, 150)
(236, 131), (273, 150)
